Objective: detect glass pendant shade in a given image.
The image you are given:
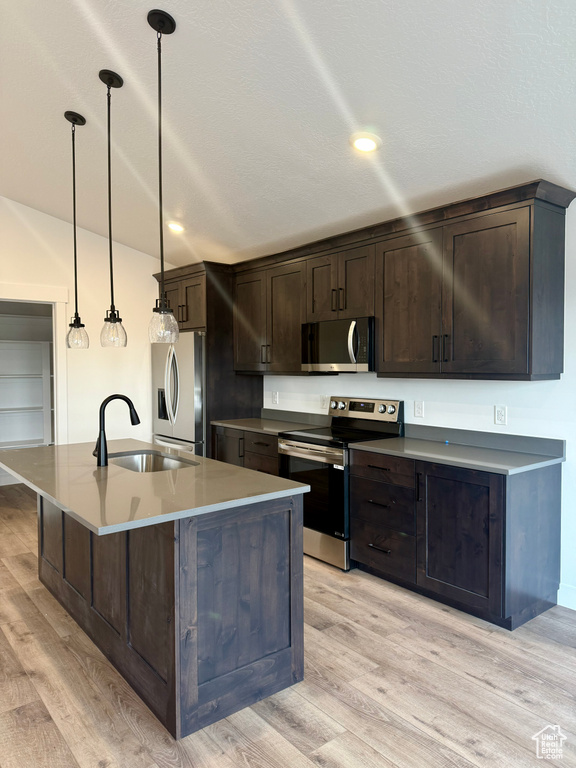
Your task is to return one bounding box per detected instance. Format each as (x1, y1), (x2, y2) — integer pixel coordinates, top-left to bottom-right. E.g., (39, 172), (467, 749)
(66, 318), (89, 349)
(149, 304), (179, 343)
(101, 310), (127, 347)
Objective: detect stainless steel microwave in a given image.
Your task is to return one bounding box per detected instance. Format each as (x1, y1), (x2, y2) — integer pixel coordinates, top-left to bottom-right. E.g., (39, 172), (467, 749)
(301, 317), (375, 373)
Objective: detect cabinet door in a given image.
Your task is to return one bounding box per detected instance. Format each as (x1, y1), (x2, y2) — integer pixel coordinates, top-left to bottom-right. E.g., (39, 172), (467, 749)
(163, 282), (182, 324)
(244, 451), (279, 475)
(212, 426), (244, 466)
(416, 461), (503, 616)
(180, 274), (206, 331)
(234, 272), (267, 372)
(337, 245), (375, 319)
(441, 208), (530, 374)
(267, 262), (306, 373)
(306, 254), (338, 321)
(375, 230), (442, 374)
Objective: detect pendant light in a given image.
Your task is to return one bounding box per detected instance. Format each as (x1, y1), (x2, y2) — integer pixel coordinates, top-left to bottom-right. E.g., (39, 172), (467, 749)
(64, 111), (89, 349)
(99, 69), (127, 347)
(147, 9), (179, 344)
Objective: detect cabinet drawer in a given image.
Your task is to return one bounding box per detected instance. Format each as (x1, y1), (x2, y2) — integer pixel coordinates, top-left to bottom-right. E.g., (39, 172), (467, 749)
(350, 519), (416, 584)
(243, 432), (278, 457)
(350, 450), (414, 487)
(244, 451), (278, 475)
(350, 477), (415, 534)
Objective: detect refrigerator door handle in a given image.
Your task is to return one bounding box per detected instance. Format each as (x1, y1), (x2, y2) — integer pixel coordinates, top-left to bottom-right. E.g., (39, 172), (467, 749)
(170, 345), (180, 424)
(164, 346), (173, 425)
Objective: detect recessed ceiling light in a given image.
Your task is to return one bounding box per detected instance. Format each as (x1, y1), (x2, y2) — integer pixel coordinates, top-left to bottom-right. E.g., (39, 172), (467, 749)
(167, 222), (185, 233)
(350, 132), (382, 152)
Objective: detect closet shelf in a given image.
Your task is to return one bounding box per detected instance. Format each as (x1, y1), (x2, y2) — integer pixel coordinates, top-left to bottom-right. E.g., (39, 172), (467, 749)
(0, 407), (43, 414)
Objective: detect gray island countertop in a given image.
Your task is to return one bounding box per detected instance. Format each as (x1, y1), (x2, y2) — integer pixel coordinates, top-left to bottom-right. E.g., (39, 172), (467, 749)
(0, 438), (309, 535)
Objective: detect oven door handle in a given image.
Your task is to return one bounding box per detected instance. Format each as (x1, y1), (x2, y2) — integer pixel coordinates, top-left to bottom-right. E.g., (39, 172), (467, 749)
(278, 442), (345, 465)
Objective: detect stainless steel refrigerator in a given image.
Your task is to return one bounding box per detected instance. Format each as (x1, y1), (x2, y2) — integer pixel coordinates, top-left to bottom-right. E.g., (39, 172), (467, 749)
(151, 332), (206, 455)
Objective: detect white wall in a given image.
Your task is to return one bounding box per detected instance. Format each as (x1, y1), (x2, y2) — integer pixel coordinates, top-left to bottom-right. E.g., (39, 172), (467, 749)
(263, 206), (576, 610)
(0, 196), (162, 452)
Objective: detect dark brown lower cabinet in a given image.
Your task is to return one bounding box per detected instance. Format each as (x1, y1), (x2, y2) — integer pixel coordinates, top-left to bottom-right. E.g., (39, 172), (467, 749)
(38, 493), (303, 738)
(212, 425), (279, 476)
(415, 462), (504, 618)
(350, 451), (561, 629)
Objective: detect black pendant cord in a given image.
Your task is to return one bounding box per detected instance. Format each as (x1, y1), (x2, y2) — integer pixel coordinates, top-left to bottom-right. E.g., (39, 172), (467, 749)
(106, 83), (116, 313)
(157, 29), (167, 309)
(64, 110), (86, 329)
(148, 9), (176, 318)
(71, 123), (80, 319)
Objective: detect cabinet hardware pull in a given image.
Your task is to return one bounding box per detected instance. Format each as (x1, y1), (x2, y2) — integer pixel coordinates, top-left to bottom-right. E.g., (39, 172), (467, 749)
(339, 287), (345, 311)
(253, 441), (271, 447)
(239, 437), (244, 459)
(331, 289), (338, 311)
(416, 472), (423, 502)
(368, 464), (390, 471)
(368, 543), (392, 555)
(260, 345), (267, 364)
(432, 335), (439, 363)
(178, 304), (183, 323)
(442, 334), (450, 363)
(367, 499), (391, 509)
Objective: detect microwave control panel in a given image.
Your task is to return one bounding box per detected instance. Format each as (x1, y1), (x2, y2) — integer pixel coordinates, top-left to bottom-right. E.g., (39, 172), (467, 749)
(328, 396), (403, 422)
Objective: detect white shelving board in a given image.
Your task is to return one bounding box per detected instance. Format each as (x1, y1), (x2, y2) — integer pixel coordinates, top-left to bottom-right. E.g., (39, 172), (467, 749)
(0, 340), (53, 448)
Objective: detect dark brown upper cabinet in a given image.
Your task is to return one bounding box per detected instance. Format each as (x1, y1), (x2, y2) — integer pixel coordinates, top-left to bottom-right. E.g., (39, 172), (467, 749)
(306, 244), (375, 322)
(376, 229), (443, 374)
(234, 261), (306, 374)
(441, 208), (530, 375)
(158, 271), (206, 331)
(376, 196), (571, 380)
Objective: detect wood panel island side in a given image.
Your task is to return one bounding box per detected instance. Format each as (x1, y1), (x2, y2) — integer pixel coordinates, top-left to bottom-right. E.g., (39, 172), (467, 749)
(0, 439), (309, 739)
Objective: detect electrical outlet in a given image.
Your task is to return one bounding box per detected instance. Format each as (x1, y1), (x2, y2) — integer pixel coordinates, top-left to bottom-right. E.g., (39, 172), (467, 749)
(414, 400), (424, 418)
(321, 395), (329, 409)
(272, 391), (279, 405)
(494, 405), (507, 425)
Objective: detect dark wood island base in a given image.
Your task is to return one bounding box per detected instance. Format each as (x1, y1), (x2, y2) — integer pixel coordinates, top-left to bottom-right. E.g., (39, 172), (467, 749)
(38, 493), (304, 739)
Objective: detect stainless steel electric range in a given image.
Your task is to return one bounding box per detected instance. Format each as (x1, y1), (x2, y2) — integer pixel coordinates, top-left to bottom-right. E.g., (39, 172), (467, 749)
(278, 396), (404, 570)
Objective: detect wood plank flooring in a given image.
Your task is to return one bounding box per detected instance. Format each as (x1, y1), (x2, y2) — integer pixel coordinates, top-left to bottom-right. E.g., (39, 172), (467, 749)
(0, 483), (575, 767)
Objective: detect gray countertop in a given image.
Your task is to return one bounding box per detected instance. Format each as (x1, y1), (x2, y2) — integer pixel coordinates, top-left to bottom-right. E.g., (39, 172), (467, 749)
(211, 417), (318, 435)
(351, 437), (565, 475)
(0, 439), (309, 535)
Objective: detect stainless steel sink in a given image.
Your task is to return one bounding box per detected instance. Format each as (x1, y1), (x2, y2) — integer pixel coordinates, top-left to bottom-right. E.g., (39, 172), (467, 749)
(108, 450), (199, 473)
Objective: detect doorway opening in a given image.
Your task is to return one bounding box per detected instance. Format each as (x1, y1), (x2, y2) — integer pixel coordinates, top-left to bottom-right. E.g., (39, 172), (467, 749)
(0, 301), (54, 485)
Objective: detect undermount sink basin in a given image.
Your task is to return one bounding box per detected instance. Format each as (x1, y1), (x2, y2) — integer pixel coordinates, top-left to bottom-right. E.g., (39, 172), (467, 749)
(108, 450), (199, 473)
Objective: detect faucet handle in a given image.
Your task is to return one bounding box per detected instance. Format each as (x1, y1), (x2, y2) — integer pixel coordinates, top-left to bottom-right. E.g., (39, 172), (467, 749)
(93, 436), (100, 458)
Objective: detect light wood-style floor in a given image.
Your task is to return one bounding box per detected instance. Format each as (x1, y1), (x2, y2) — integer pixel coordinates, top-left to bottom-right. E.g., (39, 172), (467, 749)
(0, 484), (575, 768)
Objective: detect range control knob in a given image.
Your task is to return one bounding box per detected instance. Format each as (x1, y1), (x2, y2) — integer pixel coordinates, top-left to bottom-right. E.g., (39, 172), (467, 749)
(330, 400), (337, 410)
(387, 404), (396, 415)
(338, 401), (347, 410)
(378, 404), (386, 414)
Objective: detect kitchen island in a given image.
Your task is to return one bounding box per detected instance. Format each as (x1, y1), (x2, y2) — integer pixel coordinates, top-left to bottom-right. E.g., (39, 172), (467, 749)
(0, 439), (309, 739)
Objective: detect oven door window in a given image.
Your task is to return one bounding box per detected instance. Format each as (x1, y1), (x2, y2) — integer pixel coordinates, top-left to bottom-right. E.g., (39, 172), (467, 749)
(281, 454), (348, 539)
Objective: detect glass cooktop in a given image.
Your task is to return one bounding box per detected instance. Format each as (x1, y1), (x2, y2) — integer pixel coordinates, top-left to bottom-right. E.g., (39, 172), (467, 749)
(279, 421), (403, 448)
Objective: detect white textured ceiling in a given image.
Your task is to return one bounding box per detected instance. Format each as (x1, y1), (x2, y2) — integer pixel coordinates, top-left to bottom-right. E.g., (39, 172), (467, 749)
(2, 0), (576, 267)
